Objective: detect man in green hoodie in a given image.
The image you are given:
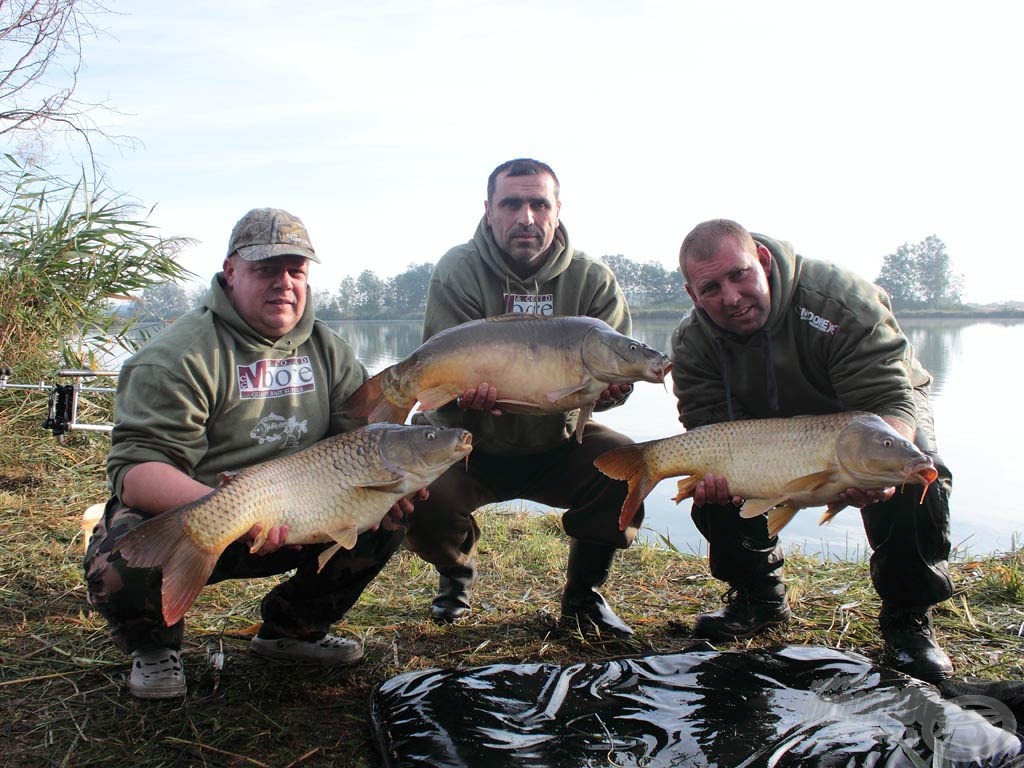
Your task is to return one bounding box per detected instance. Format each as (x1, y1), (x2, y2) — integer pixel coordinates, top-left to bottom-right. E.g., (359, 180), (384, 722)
(85, 208), (415, 699)
(404, 158), (641, 637)
(670, 218), (954, 683)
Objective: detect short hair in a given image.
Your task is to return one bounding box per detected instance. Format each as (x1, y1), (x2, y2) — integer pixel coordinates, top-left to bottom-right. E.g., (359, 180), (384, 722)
(679, 219), (757, 281)
(486, 158), (560, 202)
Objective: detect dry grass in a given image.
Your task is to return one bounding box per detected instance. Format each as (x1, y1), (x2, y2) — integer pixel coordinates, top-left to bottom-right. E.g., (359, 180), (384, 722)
(2, 440), (1023, 767)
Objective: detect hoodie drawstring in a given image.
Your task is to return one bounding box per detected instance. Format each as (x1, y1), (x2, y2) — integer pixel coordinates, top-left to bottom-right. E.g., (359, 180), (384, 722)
(761, 329), (780, 413)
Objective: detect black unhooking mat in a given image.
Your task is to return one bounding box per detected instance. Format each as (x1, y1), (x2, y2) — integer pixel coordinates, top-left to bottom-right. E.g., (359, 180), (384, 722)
(370, 645), (1024, 767)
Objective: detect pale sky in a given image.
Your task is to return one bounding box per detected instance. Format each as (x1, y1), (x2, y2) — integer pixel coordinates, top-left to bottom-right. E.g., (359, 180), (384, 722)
(59, 0), (1024, 304)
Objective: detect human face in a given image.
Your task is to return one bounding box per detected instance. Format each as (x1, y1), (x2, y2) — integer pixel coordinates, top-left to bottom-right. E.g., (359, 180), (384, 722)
(223, 255), (309, 340)
(485, 171), (561, 267)
(684, 236), (773, 336)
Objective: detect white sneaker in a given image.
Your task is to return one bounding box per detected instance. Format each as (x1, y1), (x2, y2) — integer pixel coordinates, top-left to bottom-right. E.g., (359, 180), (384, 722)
(250, 633), (364, 666)
(128, 648), (186, 699)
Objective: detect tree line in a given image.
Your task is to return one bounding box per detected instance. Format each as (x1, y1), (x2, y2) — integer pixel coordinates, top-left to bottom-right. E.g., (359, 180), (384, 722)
(129, 236), (964, 323)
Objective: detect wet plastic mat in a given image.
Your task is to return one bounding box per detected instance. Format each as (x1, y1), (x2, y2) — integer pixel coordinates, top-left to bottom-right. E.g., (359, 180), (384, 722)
(371, 644), (1023, 767)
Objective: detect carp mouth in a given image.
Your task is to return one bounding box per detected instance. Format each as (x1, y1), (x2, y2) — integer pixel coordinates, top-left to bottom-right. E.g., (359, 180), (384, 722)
(640, 356), (672, 384)
(903, 459), (938, 504)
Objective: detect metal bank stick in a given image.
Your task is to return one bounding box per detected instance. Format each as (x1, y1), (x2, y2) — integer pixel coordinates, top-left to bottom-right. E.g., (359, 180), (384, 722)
(0, 367), (117, 436)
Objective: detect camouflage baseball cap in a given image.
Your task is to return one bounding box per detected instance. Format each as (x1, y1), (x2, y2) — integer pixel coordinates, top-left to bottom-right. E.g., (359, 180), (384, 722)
(226, 208), (320, 263)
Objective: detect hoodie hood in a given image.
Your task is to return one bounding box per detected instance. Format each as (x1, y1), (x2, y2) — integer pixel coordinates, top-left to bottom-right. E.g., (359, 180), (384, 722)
(205, 272), (316, 352)
(471, 216), (576, 289)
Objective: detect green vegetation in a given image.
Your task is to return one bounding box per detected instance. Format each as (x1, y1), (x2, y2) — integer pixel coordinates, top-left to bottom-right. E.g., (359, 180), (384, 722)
(1, 431), (1022, 766)
(0, 157), (193, 437)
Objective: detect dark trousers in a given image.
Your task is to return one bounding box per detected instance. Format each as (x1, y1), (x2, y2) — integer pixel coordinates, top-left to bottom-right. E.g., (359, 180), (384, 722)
(692, 392), (953, 609)
(84, 498), (404, 654)
(403, 421), (643, 568)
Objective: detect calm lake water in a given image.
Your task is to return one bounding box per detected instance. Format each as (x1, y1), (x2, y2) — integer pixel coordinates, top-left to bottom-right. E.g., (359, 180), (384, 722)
(334, 317), (1024, 560)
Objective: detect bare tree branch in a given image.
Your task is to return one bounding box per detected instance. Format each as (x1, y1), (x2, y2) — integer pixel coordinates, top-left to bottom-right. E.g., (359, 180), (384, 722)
(0, 0), (109, 161)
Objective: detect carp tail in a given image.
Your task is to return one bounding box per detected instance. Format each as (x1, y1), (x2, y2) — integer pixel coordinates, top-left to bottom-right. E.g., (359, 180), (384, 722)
(341, 370), (410, 424)
(114, 509), (219, 627)
(594, 444), (658, 531)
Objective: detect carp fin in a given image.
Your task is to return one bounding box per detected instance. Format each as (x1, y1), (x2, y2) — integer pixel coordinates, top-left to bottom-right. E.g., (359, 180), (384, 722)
(316, 527), (361, 572)
(574, 403), (595, 443)
(780, 469), (836, 494)
(545, 382), (588, 402)
(217, 470), (241, 486)
(672, 476), (700, 503)
(767, 504), (799, 537)
(248, 525), (270, 554)
(818, 502), (847, 527)
(739, 497), (790, 519)
(416, 385), (461, 412)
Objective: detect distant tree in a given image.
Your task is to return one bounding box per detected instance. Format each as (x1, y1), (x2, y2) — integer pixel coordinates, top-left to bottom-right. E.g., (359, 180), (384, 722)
(385, 262), (432, 316)
(914, 235), (963, 306)
(335, 275), (358, 318)
(354, 270), (386, 318)
(876, 236), (963, 309)
(132, 282), (193, 322)
(602, 254), (686, 308)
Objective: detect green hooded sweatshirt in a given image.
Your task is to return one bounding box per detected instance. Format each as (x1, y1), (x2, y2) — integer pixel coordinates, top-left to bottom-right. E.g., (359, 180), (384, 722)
(421, 217), (631, 455)
(671, 234), (931, 431)
(107, 274), (367, 497)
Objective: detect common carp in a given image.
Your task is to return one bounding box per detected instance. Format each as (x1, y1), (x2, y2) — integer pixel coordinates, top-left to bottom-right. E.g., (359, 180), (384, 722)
(594, 412), (938, 535)
(342, 314), (672, 442)
(114, 423), (473, 627)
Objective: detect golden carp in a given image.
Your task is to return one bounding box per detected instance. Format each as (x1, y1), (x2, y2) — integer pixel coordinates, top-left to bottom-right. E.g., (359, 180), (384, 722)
(594, 412), (938, 536)
(114, 423), (473, 627)
(341, 314), (672, 442)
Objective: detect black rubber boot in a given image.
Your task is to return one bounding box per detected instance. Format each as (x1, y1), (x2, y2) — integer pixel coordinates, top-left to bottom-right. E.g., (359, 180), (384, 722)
(428, 561), (476, 624)
(693, 576), (791, 641)
(879, 604), (954, 683)
(559, 540), (633, 638)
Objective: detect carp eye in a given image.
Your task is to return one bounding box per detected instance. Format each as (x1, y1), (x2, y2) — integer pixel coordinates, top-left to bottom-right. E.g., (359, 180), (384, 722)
(425, 430), (437, 441)
(882, 438), (893, 447)
(629, 343), (638, 351)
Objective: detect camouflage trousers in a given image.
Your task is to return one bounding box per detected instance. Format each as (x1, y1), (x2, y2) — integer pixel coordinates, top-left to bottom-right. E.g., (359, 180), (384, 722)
(84, 497), (404, 654)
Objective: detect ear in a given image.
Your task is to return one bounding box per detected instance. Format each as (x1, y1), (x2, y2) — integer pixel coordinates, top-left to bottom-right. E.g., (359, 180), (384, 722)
(755, 243), (772, 278)
(223, 256), (236, 285)
(484, 198), (492, 226)
(684, 281), (699, 307)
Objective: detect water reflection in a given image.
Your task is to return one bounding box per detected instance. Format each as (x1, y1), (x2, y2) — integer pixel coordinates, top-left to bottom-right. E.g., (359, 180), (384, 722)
(332, 320), (422, 373)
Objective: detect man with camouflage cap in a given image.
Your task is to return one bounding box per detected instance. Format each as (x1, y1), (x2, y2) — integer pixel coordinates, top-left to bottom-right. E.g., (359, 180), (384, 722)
(84, 208), (412, 699)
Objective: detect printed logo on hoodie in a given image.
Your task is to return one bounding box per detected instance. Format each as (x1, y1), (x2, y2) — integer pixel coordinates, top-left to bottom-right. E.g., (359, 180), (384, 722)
(799, 306), (839, 335)
(504, 292), (554, 315)
(237, 356), (316, 399)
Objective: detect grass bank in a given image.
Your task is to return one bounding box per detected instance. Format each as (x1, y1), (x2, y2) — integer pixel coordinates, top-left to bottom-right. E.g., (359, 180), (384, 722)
(2, 438), (1023, 767)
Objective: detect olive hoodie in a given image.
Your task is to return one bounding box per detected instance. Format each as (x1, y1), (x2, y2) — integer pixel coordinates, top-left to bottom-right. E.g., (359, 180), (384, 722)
(421, 217), (631, 455)
(671, 234), (931, 431)
(107, 274), (367, 497)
